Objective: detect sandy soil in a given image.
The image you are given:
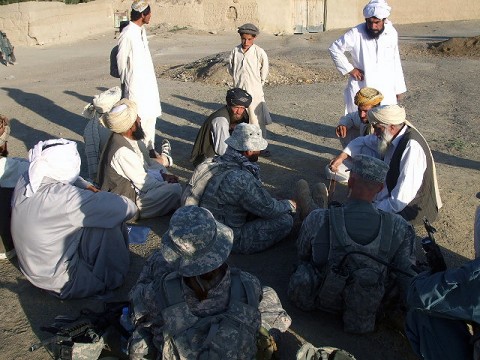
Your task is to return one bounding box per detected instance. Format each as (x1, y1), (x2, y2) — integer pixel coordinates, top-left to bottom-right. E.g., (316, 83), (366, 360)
(0, 19), (479, 360)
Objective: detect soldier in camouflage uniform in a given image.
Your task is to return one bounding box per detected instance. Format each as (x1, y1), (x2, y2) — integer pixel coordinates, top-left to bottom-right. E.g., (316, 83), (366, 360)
(129, 205), (291, 359)
(288, 154), (417, 334)
(196, 123), (296, 254)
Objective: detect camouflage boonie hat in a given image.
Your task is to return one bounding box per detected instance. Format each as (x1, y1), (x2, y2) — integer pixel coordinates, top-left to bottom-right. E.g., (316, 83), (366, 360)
(350, 154), (389, 183)
(160, 206), (234, 277)
(0, 115), (10, 147)
(225, 123), (268, 152)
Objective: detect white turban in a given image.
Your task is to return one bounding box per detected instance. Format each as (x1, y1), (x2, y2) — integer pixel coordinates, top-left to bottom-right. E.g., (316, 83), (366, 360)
(26, 139), (81, 197)
(102, 98), (138, 134)
(82, 86), (122, 120)
(363, 0), (391, 19)
(367, 104), (409, 126)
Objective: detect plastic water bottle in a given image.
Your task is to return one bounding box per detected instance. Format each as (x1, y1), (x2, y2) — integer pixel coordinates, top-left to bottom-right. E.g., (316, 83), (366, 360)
(119, 306), (134, 355)
(120, 306), (134, 333)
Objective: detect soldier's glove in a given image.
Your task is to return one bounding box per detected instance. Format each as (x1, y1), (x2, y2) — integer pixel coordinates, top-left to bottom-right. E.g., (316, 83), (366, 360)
(256, 326), (278, 360)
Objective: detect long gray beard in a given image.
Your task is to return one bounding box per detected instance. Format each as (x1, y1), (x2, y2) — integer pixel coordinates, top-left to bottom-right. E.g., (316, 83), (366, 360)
(377, 131), (394, 157)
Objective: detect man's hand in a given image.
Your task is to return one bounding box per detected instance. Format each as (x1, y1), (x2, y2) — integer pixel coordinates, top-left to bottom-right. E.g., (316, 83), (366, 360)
(349, 68), (364, 81)
(329, 153), (349, 173)
(86, 184), (100, 193)
(161, 173), (179, 184)
(335, 125), (348, 138)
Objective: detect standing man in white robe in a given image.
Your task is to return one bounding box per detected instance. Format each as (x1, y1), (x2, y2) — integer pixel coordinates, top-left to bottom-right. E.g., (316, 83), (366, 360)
(228, 23), (272, 156)
(117, 0), (169, 165)
(328, 0), (406, 114)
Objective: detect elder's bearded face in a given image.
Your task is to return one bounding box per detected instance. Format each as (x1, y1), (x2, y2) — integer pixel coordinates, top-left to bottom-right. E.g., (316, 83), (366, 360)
(376, 125), (394, 156)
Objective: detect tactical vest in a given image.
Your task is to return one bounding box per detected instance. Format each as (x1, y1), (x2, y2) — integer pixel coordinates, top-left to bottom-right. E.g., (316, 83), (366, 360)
(317, 206), (393, 334)
(190, 107), (231, 167)
(96, 133), (136, 203)
(386, 126), (437, 225)
(199, 164), (250, 229)
(181, 158), (239, 207)
(160, 269), (260, 360)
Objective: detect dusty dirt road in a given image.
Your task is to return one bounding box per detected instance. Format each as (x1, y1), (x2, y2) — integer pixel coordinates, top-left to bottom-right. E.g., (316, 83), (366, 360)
(0, 19), (479, 360)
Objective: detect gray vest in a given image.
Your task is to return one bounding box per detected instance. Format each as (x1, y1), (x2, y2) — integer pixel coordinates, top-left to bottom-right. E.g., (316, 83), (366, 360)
(386, 126), (438, 225)
(317, 206), (393, 334)
(97, 133), (136, 203)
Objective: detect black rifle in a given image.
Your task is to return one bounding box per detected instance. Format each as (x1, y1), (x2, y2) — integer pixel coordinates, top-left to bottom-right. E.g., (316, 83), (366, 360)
(421, 217), (447, 273)
(29, 319), (99, 353)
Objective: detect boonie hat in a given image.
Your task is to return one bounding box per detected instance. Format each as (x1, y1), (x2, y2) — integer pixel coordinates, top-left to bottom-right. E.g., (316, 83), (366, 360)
(238, 23), (260, 35)
(225, 123), (268, 152)
(351, 154), (389, 184)
(226, 88), (252, 108)
(160, 206), (234, 277)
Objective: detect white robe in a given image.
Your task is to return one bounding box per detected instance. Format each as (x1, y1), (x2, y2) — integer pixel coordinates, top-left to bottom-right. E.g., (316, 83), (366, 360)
(329, 22), (406, 114)
(11, 175), (137, 299)
(117, 22), (162, 150)
(228, 44), (272, 138)
(110, 138), (181, 218)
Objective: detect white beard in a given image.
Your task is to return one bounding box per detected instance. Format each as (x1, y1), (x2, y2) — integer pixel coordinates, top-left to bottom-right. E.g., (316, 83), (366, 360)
(377, 130), (394, 157)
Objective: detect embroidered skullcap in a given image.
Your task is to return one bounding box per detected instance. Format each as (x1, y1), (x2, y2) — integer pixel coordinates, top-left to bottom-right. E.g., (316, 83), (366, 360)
(367, 104), (406, 126)
(0, 114), (10, 147)
(225, 123), (268, 152)
(131, 0), (149, 12)
(160, 206), (233, 277)
(82, 86), (122, 120)
(354, 87), (384, 107)
(226, 88), (252, 108)
(363, 0), (391, 19)
(26, 139), (81, 197)
(351, 154), (389, 184)
(238, 23), (260, 36)
(103, 98), (138, 134)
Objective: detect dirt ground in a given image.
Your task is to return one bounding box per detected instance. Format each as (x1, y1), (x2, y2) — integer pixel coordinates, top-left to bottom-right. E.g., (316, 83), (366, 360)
(0, 19), (479, 360)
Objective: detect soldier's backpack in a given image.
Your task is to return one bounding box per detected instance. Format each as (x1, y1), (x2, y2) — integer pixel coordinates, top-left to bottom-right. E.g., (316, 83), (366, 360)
(181, 158), (239, 206)
(159, 269), (260, 359)
(317, 205), (393, 334)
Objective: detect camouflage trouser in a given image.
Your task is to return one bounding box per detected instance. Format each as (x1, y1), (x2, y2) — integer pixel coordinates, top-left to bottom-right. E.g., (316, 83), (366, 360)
(287, 262), (322, 311)
(232, 213), (293, 254)
(260, 286), (292, 332)
(296, 342), (357, 360)
(129, 327), (157, 360)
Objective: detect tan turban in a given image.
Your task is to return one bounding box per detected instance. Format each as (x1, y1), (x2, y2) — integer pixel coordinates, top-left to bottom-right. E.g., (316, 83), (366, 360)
(0, 114), (10, 147)
(367, 104), (410, 126)
(103, 99), (138, 134)
(132, 0), (149, 12)
(354, 87), (384, 108)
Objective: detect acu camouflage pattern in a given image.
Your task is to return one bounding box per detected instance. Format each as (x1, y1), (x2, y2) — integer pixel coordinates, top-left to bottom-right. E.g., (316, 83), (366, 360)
(161, 268), (260, 359)
(199, 162), (293, 254)
(296, 342), (357, 360)
(225, 123), (268, 152)
(160, 206), (233, 277)
(289, 205), (416, 334)
(351, 154), (389, 184)
(129, 265), (263, 359)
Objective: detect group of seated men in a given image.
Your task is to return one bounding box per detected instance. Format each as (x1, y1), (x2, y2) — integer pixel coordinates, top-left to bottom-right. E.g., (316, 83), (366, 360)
(1, 81), (478, 359)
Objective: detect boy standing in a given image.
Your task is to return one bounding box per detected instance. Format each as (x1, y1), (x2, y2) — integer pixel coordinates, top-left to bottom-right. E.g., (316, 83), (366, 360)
(228, 23), (272, 156)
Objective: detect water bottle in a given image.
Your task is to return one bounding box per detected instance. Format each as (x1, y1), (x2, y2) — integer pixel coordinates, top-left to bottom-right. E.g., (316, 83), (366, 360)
(119, 306), (134, 356)
(119, 306), (134, 333)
